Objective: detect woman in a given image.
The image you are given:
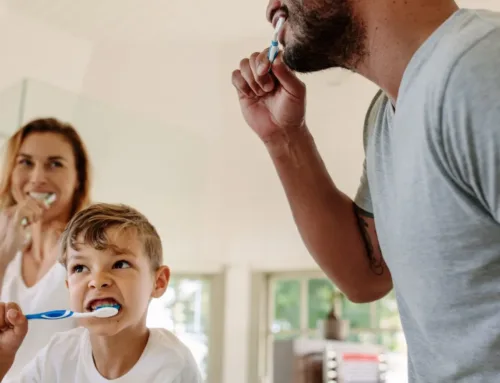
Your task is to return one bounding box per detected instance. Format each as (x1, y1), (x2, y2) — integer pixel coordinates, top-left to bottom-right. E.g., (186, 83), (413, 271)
(0, 117), (91, 380)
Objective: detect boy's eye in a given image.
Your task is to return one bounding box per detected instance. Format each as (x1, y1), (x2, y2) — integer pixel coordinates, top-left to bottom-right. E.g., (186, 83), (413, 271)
(113, 260), (131, 269)
(71, 264), (88, 273)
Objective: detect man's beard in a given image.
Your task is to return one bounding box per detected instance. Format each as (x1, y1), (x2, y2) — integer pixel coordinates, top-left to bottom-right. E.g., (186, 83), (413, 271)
(282, 0), (367, 73)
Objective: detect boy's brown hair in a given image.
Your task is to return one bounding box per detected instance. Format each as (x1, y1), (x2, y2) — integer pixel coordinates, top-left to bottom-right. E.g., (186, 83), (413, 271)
(59, 203), (162, 270)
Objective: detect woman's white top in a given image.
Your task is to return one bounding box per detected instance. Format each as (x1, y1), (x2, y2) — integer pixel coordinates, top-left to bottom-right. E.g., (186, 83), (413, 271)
(1, 252), (76, 381)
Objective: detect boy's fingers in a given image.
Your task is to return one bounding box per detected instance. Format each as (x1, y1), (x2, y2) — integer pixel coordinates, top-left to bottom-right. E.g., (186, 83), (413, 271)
(5, 303), (28, 337)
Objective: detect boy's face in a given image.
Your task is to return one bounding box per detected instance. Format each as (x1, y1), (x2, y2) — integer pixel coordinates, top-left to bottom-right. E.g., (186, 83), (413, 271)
(65, 227), (169, 336)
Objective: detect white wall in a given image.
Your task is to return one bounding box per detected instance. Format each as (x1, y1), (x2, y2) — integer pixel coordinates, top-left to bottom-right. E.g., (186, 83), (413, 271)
(0, 9), (92, 96)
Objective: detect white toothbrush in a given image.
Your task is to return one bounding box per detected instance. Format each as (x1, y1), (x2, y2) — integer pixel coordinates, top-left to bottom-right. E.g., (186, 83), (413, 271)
(21, 192), (56, 227)
(26, 306), (119, 321)
(268, 17), (285, 64)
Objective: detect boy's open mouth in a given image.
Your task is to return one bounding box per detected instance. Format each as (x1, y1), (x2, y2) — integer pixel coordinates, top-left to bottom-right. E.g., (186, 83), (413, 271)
(85, 297), (122, 312)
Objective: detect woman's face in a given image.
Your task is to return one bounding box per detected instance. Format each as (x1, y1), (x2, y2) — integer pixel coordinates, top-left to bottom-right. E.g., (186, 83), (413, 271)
(10, 132), (79, 223)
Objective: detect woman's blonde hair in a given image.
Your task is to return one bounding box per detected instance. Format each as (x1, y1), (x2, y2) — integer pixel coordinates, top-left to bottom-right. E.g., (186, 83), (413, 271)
(0, 117), (92, 218)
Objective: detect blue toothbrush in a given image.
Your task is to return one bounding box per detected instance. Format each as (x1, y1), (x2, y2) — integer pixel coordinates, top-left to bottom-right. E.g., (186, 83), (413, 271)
(26, 306), (119, 320)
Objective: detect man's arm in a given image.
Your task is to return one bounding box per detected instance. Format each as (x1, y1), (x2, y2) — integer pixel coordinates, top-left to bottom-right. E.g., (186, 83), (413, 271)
(266, 127), (392, 303)
(353, 205), (385, 276)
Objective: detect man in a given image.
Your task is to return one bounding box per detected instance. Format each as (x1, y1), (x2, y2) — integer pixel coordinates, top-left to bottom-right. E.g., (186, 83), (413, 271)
(231, 0), (500, 381)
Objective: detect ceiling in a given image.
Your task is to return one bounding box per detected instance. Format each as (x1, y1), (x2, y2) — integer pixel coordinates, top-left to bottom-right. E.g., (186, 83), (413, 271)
(2, 0), (499, 45)
(1, 0), (271, 42)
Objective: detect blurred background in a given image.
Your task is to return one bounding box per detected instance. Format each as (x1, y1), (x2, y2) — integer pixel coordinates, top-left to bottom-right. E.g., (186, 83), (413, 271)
(0, 0), (496, 382)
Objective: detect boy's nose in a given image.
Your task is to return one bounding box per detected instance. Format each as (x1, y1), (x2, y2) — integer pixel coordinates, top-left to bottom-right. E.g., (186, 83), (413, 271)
(88, 273), (113, 289)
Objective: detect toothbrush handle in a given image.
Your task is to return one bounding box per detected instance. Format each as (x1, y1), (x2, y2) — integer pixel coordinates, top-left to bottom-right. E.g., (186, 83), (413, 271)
(26, 310), (74, 320)
(268, 41), (279, 64)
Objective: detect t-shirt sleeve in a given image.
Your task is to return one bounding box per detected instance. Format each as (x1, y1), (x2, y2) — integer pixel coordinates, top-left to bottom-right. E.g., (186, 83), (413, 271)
(173, 350), (203, 383)
(441, 30), (500, 222)
(353, 89), (385, 214)
(354, 159), (373, 213)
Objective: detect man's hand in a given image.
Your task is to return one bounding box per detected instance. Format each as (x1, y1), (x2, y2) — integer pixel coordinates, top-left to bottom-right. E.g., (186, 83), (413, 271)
(232, 50), (307, 144)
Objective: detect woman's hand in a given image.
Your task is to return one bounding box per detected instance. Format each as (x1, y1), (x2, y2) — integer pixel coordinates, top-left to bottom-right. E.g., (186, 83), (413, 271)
(0, 198), (47, 269)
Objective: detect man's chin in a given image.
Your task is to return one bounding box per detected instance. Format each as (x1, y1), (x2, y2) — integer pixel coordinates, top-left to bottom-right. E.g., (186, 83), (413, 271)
(282, 42), (338, 73)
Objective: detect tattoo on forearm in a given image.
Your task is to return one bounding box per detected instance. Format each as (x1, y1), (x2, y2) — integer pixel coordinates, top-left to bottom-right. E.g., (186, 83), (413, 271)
(353, 205), (384, 276)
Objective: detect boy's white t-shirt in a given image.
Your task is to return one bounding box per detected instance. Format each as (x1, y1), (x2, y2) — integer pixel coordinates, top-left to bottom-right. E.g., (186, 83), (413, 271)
(1, 252), (76, 381)
(8, 327), (202, 383)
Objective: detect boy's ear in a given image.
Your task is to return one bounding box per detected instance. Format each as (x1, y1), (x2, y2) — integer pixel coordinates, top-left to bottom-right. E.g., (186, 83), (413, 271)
(151, 266), (170, 298)
(65, 280), (69, 289)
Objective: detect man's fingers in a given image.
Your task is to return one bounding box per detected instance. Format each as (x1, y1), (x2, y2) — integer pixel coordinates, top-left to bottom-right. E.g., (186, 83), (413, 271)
(250, 51), (275, 93)
(255, 48), (272, 76)
(269, 52), (306, 98)
(239, 57), (264, 96)
(231, 69), (254, 99)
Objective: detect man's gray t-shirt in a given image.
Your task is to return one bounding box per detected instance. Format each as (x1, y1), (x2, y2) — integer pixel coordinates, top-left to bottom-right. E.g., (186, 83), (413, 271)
(354, 9), (500, 383)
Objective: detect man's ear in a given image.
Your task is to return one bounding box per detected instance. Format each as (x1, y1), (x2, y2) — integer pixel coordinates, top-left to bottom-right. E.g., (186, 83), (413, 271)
(151, 266), (170, 298)
(65, 279), (69, 289)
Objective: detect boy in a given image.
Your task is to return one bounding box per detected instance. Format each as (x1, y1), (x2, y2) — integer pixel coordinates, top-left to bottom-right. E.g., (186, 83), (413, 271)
(0, 203), (202, 382)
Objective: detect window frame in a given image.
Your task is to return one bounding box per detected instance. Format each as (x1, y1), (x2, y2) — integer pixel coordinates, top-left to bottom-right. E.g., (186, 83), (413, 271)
(261, 271), (404, 381)
(147, 272), (224, 383)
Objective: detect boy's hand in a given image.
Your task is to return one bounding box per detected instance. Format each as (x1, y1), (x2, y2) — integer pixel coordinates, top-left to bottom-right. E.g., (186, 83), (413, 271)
(0, 302), (28, 366)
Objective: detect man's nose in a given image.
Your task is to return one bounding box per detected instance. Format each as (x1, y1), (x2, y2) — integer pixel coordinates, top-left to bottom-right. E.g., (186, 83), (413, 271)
(267, 0), (280, 22)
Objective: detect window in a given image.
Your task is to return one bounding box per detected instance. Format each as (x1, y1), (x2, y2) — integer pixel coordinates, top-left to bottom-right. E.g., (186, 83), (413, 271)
(264, 272), (407, 382)
(146, 275), (217, 382)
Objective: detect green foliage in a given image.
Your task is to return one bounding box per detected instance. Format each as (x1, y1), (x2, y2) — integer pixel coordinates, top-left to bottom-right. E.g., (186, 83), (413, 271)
(273, 280), (301, 331)
(307, 278), (335, 329)
(272, 277), (406, 352)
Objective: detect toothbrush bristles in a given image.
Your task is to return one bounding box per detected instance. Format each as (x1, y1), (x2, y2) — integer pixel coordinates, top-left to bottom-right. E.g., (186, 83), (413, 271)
(93, 305), (120, 318)
(45, 193), (56, 205)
